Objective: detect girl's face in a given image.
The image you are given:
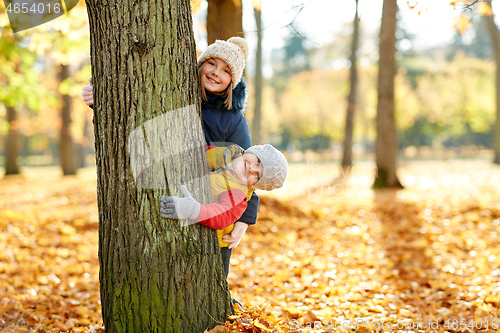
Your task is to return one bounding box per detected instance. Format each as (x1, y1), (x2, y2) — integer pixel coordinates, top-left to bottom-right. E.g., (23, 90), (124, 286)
(201, 58), (232, 93)
(232, 153), (263, 186)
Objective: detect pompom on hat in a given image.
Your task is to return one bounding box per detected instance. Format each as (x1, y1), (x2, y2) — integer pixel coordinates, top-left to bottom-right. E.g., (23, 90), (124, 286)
(197, 37), (249, 88)
(245, 144), (288, 191)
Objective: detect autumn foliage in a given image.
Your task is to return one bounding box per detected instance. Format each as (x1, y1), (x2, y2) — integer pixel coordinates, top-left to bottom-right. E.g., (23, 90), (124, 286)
(1, 160), (500, 332)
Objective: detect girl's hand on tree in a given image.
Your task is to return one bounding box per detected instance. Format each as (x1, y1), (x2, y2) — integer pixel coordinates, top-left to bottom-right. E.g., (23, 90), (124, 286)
(160, 185), (201, 220)
(223, 222), (248, 249)
(82, 77), (94, 106)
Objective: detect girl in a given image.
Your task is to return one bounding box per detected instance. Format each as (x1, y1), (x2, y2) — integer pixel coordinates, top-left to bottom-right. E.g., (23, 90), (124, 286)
(81, 37), (258, 307)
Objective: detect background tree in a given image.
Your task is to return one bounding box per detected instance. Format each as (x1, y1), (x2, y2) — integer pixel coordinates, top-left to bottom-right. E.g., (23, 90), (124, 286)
(414, 54), (493, 139)
(58, 64), (75, 175)
(270, 29), (312, 149)
(447, 14), (492, 60)
(270, 30), (312, 100)
(4, 104), (18, 175)
(207, 0), (243, 44)
(373, 0), (403, 188)
(85, 0), (233, 332)
(26, 6), (91, 175)
(0, 0), (92, 174)
(341, 0), (360, 168)
(483, 0), (500, 164)
(251, 0), (263, 145)
(279, 70), (348, 146)
(0, 24), (43, 176)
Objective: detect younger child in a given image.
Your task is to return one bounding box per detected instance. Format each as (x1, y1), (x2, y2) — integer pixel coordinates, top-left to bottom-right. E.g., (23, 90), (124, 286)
(160, 144), (288, 276)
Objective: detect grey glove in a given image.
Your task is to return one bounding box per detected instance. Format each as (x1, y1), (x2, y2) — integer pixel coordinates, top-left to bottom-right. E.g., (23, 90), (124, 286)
(160, 185), (201, 220)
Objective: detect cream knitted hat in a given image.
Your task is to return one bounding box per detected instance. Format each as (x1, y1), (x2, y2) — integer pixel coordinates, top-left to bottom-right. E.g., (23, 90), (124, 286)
(245, 144), (288, 191)
(197, 37), (250, 88)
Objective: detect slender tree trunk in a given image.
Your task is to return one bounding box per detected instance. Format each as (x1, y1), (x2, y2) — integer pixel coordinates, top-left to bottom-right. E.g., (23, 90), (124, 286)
(59, 64), (76, 175)
(74, 143), (84, 169)
(207, 0), (243, 44)
(86, 107), (96, 160)
(373, 0), (403, 188)
(251, 7), (263, 145)
(341, 0), (360, 168)
(5, 105), (20, 175)
(75, 109), (92, 169)
(85, 0), (232, 332)
(484, 1), (500, 165)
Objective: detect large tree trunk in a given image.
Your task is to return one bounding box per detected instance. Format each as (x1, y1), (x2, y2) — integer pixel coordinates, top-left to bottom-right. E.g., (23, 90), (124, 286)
(85, 0), (233, 332)
(5, 105), (20, 175)
(207, 0), (243, 44)
(59, 64), (76, 175)
(251, 6), (263, 145)
(484, 0), (500, 165)
(341, 0), (360, 168)
(373, 0), (403, 188)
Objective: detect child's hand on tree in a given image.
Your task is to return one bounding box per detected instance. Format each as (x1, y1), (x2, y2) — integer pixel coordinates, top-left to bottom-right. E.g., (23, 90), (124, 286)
(82, 77), (94, 106)
(222, 222), (248, 249)
(160, 185), (201, 220)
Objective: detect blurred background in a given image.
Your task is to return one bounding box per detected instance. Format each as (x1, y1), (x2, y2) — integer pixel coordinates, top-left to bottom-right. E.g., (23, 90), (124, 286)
(0, 0), (499, 176)
(2, 2), (500, 330)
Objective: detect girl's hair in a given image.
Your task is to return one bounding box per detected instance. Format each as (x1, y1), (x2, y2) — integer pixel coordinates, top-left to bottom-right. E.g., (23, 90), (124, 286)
(198, 60), (233, 110)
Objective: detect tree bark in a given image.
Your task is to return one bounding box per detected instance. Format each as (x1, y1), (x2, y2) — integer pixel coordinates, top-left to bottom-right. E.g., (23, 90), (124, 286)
(85, 0), (233, 332)
(59, 64), (76, 175)
(484, 1), (500, 165)
(341, 0), (360, 168)
(207, 0), (243, 44)
(5, 105), (19, 175)
(373, 0), (403, 188)
(251, 7), (263, 145)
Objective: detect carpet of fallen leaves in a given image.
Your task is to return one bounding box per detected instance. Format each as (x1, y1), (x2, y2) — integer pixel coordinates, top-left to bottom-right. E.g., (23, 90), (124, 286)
(1, 160), (500, 333)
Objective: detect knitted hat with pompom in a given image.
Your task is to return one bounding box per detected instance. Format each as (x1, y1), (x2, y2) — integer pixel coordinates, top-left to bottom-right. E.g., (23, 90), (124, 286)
(245, 144), (288, 191)
(197, 37), (249, 88)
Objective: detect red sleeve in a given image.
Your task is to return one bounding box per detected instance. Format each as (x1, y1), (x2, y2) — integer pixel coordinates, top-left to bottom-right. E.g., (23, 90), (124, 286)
(196, 190), (247, 230)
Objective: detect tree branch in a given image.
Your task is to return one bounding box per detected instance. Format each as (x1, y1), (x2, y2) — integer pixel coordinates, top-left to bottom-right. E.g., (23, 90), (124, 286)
(245, 4), (319, 45)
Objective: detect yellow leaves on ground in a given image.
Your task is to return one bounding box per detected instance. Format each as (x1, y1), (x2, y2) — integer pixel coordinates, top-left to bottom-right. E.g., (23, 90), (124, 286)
(224, 160), (500, 332)
(0, 168), (101, 332)
(1, 160), (500, 332)
(208, 305), (299, 333)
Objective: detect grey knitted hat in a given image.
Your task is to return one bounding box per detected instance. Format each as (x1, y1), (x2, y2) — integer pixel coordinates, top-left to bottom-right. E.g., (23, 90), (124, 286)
(245, 144), (288, 191)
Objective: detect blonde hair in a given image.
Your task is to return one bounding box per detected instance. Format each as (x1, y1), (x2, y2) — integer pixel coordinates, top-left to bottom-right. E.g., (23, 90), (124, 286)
(198, 61), (233, 110)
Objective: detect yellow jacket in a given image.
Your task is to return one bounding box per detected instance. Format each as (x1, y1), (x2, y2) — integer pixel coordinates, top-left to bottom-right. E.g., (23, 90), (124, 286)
(202, 146), (254, 247)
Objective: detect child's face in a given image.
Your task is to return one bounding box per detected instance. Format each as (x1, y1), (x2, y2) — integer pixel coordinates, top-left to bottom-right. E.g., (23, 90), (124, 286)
(232, 153), (263, 186)
(201, 58), (232, 93)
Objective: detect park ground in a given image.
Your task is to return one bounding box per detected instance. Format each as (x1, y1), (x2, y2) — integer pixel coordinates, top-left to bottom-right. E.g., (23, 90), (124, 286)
(0, 160), (500, 332)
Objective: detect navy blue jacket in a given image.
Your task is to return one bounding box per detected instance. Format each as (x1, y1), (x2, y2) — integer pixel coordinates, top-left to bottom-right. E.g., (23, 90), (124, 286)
(202, 77), (259, 226)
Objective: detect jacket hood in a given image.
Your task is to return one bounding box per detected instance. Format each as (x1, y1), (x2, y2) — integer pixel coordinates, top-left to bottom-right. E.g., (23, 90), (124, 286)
(204, 77), (248, 114)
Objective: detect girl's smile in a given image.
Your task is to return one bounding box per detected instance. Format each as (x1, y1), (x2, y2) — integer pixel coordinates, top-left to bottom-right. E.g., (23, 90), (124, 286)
(206, 76), (219, 84)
